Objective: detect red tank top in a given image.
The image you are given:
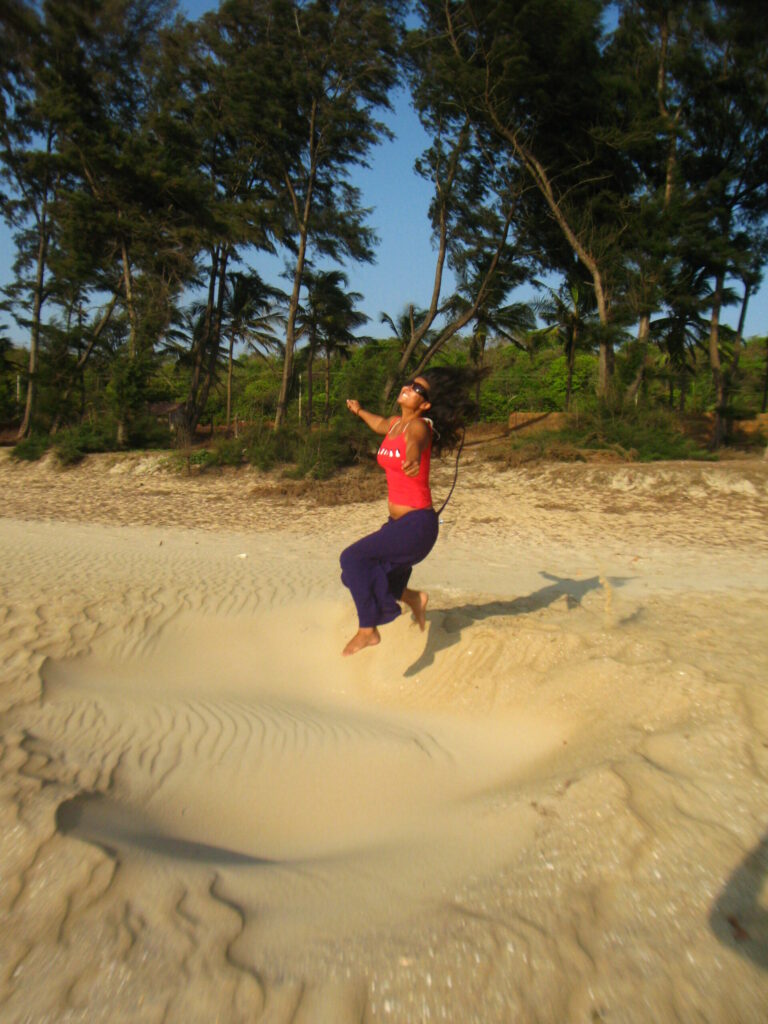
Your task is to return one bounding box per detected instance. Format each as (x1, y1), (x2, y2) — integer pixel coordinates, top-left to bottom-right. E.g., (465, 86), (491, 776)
(376, 418), (432, 509)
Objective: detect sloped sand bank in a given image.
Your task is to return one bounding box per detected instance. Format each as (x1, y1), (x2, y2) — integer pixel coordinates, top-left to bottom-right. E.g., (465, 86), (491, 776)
(1, 451), (767, 1022)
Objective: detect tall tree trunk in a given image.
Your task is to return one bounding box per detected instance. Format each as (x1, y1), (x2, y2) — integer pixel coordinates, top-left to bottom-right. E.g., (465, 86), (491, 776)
(637, 313), (650, 343)
(708, 271), (726, 449)
(592, 277), (614, 399)
(306, 334), (316, 426)
(566, 324), (578, 411)
(50, 292), (118, 435)
(197, 254), (229, 426)
(324, 346), (331, 423)
(116, 238), (137, 448)
(226, 327), (235, 433)
(18, 213), (49, 440)
(657, 15), (680, 213)
(678, 370), (686, 413)
(121, 238), (137, 359)
(179, 248), (222, 446)
(378, 117), (486, 407)
(624, 315), (650, 408)
(477, 64), (616, 397)
(276, 225), (308, 429)
(724, 282), (750, 440)
(275, 102), (318, 430)
(387, 206), (515, 406)
(474, 328), (487, 418)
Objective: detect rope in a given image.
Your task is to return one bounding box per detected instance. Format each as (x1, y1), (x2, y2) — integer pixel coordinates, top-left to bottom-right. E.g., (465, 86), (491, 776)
(437, 428), (465, 516)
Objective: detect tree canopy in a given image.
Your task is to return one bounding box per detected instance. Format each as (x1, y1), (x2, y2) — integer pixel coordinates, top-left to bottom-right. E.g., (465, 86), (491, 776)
(1, 0), (766, 452)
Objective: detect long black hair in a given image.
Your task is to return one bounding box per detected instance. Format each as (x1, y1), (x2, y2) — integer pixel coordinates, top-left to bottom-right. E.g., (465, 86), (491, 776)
(417, 365), (487, 457)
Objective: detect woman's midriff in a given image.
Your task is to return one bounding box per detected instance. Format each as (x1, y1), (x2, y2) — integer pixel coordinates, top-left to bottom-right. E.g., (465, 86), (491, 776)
(388, 502), (434, 520)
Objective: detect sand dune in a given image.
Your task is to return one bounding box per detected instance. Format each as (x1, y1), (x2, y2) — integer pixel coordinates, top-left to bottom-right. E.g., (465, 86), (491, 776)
(1, 451), (767, 1022)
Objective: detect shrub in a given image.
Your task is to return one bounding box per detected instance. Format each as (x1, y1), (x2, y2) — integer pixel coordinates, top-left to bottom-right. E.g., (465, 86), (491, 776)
(491, 406), (716, 465)
(52, 421), (117, 465)
(242, 426), (298, 471)
(209, 435), (247, 467)
(11, 434), (50, 461)
(566, 406), (715, 461)
(128, 413), (172, 449)
(284, 422), (360, 480)
(239, 419), (369, 478)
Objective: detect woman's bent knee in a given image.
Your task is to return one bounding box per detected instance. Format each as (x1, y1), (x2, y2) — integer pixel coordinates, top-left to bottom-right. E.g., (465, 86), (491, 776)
(340, 545), (356, 574)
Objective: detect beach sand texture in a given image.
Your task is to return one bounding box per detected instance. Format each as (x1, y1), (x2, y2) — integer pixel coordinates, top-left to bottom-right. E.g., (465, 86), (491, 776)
(1, 448), (767, 1023)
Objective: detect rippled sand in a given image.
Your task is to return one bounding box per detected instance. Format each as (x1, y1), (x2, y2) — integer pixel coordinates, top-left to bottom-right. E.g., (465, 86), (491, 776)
(1, 449), (767, 1022)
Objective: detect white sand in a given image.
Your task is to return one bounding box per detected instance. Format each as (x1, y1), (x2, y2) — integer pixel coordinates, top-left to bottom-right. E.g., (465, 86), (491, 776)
(1, 449), (767, 1022)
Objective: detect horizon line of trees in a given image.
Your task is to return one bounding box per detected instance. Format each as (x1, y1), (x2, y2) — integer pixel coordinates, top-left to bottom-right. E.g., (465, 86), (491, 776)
(1, 0), (767, 450)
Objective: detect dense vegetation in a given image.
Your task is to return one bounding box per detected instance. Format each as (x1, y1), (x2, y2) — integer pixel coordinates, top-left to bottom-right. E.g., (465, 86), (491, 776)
(1, 0), (767, 469)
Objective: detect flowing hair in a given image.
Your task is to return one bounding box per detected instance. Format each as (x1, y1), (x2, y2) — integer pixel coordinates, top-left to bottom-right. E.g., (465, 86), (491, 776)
(417, 365), (487, 457)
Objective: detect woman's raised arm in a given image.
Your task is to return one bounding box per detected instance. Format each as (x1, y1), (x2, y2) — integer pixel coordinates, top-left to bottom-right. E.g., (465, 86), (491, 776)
(346, 399), (392, 435)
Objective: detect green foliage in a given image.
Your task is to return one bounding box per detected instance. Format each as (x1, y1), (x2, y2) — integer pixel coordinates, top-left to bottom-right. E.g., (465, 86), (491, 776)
(13, 422), (119, 466)
(242, 425), (300, 472)
(127, 412), (172, 449)
(51, 421), (117, 465)
(239, 417), (368, 479)
(11, 433), (50, 461)
(0, 338), (22, 423)
(479, 346), (598, 420)
(733, 337), (768, 414)
(209, 435), (247, 467)
(571, 407), (715, 461)
(4, 0), (768, 453)
(106, 353), (152, 432)
(286, 417), (369, 480)
(329, 340), (401, 414)
(233, 358), (282, 420)
(0, 374), (18, 424)
(502, 406), (715, 463)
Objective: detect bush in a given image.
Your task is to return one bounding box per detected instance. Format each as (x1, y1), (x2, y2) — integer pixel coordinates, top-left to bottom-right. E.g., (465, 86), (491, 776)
(478, 346), (598, 420)
(52, 421), (117, 465)
(11, 434), (50, 461)
(127, 412), (172, 449)
(492, 406), (716, 464)
(238, 419), (369, 478)
(207, 435), (247, 467)
(243, 426), (299, 471)
(284, 421), (361, 480)
(566, 406), (715, 461)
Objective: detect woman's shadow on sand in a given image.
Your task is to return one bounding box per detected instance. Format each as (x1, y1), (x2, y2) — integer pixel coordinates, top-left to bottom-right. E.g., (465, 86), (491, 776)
(404, 571), (632, 677)
(710, 828), (768, 970)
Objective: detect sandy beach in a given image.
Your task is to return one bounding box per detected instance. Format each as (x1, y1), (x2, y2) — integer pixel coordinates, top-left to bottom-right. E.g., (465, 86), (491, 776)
(1, 444), (767, 1023)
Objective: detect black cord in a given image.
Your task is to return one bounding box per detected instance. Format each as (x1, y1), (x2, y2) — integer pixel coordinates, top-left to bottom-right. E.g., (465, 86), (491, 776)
(437, 428), (465, 516)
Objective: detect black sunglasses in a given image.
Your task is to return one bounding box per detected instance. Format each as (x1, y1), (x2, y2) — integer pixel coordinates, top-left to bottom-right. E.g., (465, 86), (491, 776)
(405, 379), (429, 399)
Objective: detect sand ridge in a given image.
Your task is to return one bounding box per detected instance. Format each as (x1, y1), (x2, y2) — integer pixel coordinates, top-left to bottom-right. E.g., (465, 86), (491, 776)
(1, 453), (767, 1022)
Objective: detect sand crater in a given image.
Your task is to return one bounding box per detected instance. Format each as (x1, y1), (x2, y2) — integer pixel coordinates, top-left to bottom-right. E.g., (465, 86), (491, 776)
(37, 607), (570, 956)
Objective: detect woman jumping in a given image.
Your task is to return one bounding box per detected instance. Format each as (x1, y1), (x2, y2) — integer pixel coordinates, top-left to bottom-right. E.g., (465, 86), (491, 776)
(340, 367), (479, 657)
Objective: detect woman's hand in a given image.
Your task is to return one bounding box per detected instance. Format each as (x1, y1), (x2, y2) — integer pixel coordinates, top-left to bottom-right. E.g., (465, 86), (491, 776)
(401, 457), (420, 477)
(346, 399), (361, 416)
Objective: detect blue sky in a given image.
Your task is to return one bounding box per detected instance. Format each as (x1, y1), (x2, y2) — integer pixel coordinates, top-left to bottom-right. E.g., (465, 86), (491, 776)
(2, 0), (766, 345)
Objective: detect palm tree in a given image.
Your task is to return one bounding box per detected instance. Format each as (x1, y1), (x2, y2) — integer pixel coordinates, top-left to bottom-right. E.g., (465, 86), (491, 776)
(447, 276), (535, 415)
(469, 300), (535, 414)
(648, 266), (712, 412)
(297, 269), (367, 424)
(533, 282), (598, 411)
(221, 271), (286, 432)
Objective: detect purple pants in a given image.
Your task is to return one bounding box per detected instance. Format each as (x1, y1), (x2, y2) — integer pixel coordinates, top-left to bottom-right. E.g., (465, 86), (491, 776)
(340, 509), (439, 628)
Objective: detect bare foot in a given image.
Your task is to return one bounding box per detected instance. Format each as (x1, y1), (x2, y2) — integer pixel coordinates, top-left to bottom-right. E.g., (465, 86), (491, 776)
(342, 627), (381, 657)
(401, 588), (428, 631)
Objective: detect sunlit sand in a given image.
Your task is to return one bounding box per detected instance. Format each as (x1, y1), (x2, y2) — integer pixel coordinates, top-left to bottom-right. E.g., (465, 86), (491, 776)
(1, 449), (767, 1021)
